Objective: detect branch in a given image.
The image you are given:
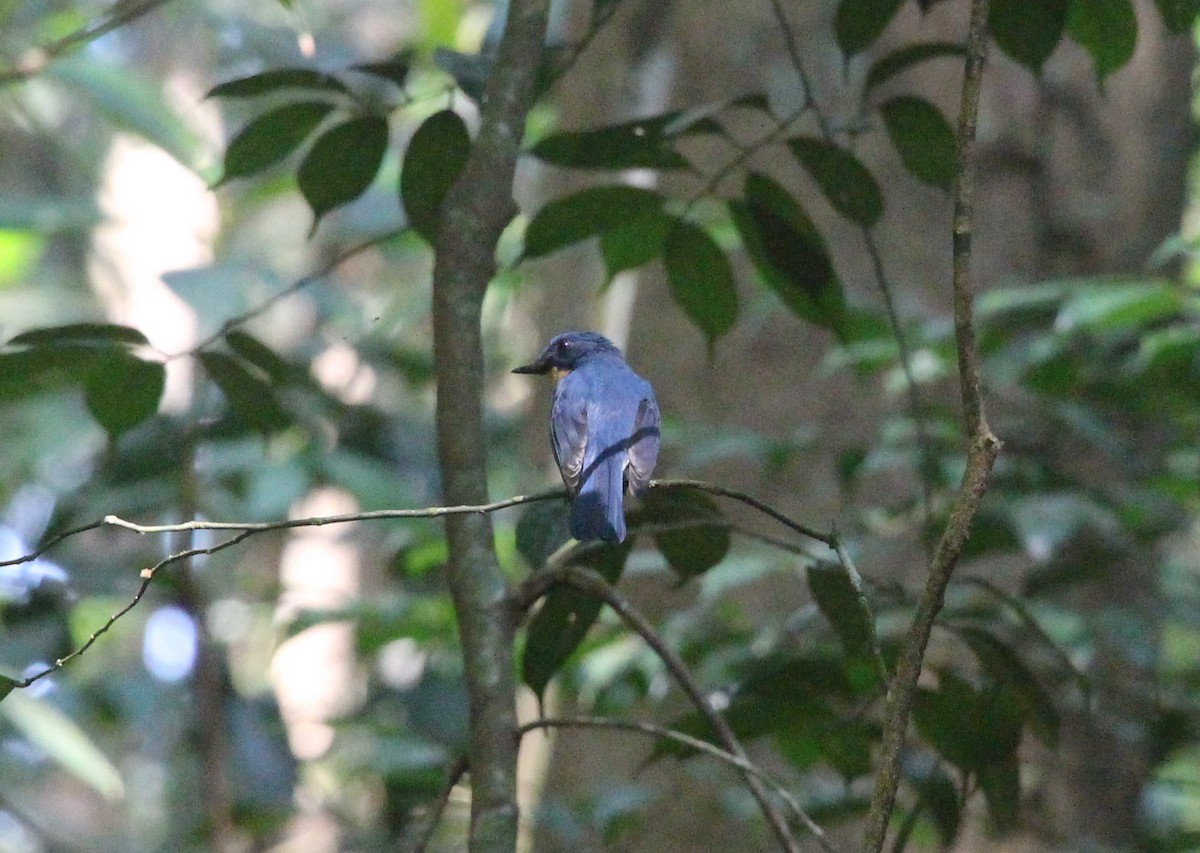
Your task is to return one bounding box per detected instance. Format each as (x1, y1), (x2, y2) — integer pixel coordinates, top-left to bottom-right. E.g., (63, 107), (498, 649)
(509, 565), (803, 853)
(862, 2), (1001, 850)
(429, 0), (550, 848)
(766, 0), (937, 540)
(649, 479), (834, 547)
(0, 0), (175, 87)
(518, 716), (837, 852)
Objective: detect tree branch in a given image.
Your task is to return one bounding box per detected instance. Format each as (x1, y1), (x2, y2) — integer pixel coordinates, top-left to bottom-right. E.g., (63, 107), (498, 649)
(509, 565), (803, 852)
(429, 0), (549, 847)
(862, 2), (1000, 849)
(518, 716), (837, 852)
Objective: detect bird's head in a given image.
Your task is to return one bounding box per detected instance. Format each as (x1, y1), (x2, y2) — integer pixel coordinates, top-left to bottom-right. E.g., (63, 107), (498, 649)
(512, 331), (621, 379)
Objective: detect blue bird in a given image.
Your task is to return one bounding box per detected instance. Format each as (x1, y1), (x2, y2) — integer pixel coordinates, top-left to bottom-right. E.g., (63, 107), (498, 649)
(513, 331), (660, 543)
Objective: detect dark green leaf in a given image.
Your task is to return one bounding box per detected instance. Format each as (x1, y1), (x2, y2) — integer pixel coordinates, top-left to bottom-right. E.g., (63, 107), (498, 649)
(522, 542), (632, 700)
(662, 221), (738, 348)
(225, 331), (307, 387)
(902, 756), (962, 846)
(1154, 0), (1200, 32)
(913, 673), (1024, 773)
(515, 499), (572, 569)
(219, 101), (335, 184)
(834, 0), (905, 56)
(806, 560), (885, 681)
(351, 56), (411, 87)
(989, 0), (1070, 73)
(954, 626), (1060, 746)
(633, 487), (731, 579)
(1067, 0), (1137, 83)
(8, 323), (147, 347)
(197, 351), (291, 433)
(523, 186), (664, 259)
(85, 353), (165, 437)
(864, 42), (966, 95)
(731, 173), (846, 335)
(878, 96), (957, 191)
(298, 116), (390, 226)
(599, 208), (674, 277)
(787, 137), (883, 226)
(529, 112), (715, 170)
(206, 68), (351, 99)
(976, 749), (1021, 832)
(401, 110), (472, 243)
(0, 675), (15, 703)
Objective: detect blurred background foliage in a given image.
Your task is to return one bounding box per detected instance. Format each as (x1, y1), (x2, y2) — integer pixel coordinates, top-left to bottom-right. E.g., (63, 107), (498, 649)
(0, 0), (1199, 851)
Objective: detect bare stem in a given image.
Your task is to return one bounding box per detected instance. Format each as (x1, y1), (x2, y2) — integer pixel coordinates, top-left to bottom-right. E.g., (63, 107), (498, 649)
(510, 565), (803, 852)
(861, 1), (1001, 849)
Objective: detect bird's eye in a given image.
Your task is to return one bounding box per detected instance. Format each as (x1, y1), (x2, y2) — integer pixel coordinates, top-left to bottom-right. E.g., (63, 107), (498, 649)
(556, 339), (570, 353)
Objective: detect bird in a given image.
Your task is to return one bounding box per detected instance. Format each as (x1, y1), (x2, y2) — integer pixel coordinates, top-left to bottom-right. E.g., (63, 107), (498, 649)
(513, 331), (660, 543)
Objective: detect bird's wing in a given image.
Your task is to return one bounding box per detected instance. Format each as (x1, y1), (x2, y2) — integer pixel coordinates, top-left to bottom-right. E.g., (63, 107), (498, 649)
(551, 385), (588, 495)
(626, 392), (660, 496)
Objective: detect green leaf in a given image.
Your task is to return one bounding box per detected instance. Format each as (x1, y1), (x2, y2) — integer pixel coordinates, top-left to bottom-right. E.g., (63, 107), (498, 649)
(1054, 279), (1179, 333)
(206, 68), (351, 99)
(515, 499), (572, 569)
(522, 542), (632, 700)
(297, 115), (390, 226)
(225, 331), (309, 387)
(989, 0), (1070, 73)
(787, 137), (883, 227)
(599, 208), (674, 277)
(913, 673), (1024, 773)
(834, 0), (905, 57)
(878, 96), (957, 191)
(85, 353), (165, 437)
(902, 757), (962, 846)
(954, 626), (1060, 746)
(662, 221), (738, 348)
(351, 56), (412, 87)
(1154, 0), (1200, 32)
(523, 186), (664, 258)
(528, 112), (715, 170)
(806, 560), (886, 680)
(401, 109), (472, 243)
(197, 351), (291, 433)
(219, 101), (335, 184)
(977, 749), (1021, 832)
(7, 323), (147, 347)
(863, 42), (966, 95)
(0, 675), (15, 703)
(634, 487), (731, 579)
(1, 692), (124, 800)
(1067, 0), (1137, 83)
(731, 173), (846, 335)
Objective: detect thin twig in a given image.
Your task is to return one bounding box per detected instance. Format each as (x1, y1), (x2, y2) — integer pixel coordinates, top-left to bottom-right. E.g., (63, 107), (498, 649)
(510, 565), (803, 853)
(650, 478), (834, 547)
(862, 2), (1000, 849)
(518, 716), (837, 852)
(0, 0), (175, 87)
(766, 0), (937, 542)
(410, 756), (469, 853)
(177, 229), (403, 359)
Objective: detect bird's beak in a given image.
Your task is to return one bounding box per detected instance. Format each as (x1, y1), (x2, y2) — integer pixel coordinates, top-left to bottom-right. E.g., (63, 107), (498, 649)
(512, 354), (550, 375)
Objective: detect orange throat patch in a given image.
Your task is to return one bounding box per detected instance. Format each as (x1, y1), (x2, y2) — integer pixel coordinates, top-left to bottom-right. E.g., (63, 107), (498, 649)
(552, 366), (572, 384)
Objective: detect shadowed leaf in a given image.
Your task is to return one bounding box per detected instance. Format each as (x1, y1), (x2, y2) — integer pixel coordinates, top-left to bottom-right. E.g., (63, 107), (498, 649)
(1067, 0), (1137, 83)
(989, 0), (1070, 73)
(0, 676), (15, 703)
(198, 352), (291, 434)
(218, 101), (335, 185)
(516, 499), (572, 569)
(529, 111), (718, 170)
(879, 96), (957, 191)
(864, 42), (965, 95)
(85, 352), (164, 437)
(206, 68), (351, 98)
(662, 221), (738, 348)
(834, 0), (905, 57)
(954, 625), (1060, 746)
(600, 208), (674, 277)
(1155, 0), (1200, 32)
(351, 56), (412, 87)
(298, 115), (390, 226)
(788, 137), (883, 227)
(524, 186), (663, 258)
(806, 560), (886, 682)
(634, 487), (731, 579)
(401, 109), (472, 243)
(8, 323), (147, 347)
(522, 542), (632, 700)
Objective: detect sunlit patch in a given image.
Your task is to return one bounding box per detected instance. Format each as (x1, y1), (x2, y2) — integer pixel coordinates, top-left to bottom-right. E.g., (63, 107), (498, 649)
(142, 606), (198, 682)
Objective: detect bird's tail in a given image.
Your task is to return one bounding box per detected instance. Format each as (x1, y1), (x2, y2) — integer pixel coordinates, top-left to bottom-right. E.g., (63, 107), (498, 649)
(570, 454), (626, 543)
